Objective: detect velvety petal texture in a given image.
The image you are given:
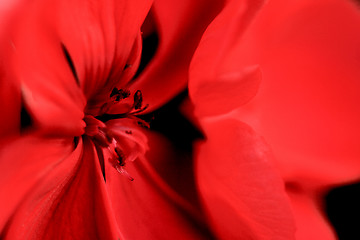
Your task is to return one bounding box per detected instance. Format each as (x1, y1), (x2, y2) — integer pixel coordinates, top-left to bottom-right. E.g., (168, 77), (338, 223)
(0, 137), (119, 239)
(195, 118), (296, 239)
(0, 136), (75, 233)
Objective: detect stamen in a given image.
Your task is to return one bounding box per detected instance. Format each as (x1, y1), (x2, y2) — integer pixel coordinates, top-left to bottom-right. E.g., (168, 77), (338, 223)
(92, 128), (112, 148)
(96, 89), (149, 124)
(115, 165), (134, 181)
(110, 88), (131, 102)
(85, 89), (150, 181)
(130, 104), (149, 115)
(114, 147), (125, 166)
(133, 90), (143, 110)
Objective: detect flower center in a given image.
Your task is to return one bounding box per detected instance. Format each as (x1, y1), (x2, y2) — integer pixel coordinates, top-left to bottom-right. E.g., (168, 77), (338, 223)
(84, 88), (149, 181)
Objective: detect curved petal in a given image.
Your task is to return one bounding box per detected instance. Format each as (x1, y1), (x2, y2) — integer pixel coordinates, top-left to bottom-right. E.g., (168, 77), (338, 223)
(234, 0), (360, 187)
(191, 65), (261, 117)
(1, 137), (119, 239)
(104, 129), (214, 239)
(189, 0), (265, 117)
(195, 118), (296, 239)
(56, 0), (152, 98)
(131, 0), (224, 112)
(1, 1), (86, 136)
(0, 0), (152, 135)
(0, 136), (75, 232)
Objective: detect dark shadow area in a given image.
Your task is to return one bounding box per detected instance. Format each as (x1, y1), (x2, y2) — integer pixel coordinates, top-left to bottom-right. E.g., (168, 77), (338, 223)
(142, 90), (204, 154)
(20, 99), (32, 132)
(141, 90), (215, 239)
(61, 43), (80, 86)
(326, 182), (360, 240)
(133, 31), (159, 80)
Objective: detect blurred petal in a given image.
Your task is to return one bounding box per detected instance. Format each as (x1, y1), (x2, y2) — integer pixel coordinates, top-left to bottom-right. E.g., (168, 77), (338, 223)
(195, 118), (296, 239)
(56, 0), (152, 98)
(131, 0), (224, 111)
(0, 1), (22, 136)
(104, 129), (213, 239)
(0, 0), (152, 135)
(0, 136), (75, 232)
(189, 0), (265, 117)
(235, 0), (360, 187)
(1, 137), (119, 239)
(0, 75), (21, 137)
(191, 66), (261, 117)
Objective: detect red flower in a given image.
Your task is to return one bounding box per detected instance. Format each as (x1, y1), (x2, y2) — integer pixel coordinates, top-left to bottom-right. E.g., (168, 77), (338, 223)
(1, 0), (359, 239)
(0, 0), (223, 239)
(189, 0), (360, 239)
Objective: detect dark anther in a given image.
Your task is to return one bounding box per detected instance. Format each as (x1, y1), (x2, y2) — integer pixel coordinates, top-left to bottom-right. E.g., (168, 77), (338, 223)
(125, 130), (132, 134)
(120, 89), (131, 99)
(134, 90), (143, 110)
(110, 88), (119, 97)
(110, 88), (131, 102)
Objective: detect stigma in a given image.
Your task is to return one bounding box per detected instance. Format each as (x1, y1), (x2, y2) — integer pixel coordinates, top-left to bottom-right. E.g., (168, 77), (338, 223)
(84, 88), (149, 181)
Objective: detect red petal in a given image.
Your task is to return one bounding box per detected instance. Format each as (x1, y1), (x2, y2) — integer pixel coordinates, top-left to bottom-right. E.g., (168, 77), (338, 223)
(285, 183), (337, 240)
(0, 76), (21, 137)
(195, 118), (296, 239)
(130, 0), (224, 111)
(0, 136), (75, 231)
(189, 0), (265, 117)
(234, 0), (360, 187)
(56, 0), (152, 98)
(0, 0), (152, 135)
(1, 136), (119, 239)
(104, 129), (214, 239)
(191, 66), (261, 117)
(0, 2), (22, 137)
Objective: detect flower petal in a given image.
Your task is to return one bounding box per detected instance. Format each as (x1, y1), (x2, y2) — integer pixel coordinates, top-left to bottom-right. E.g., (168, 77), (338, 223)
(131, 0), (224, 111)
(0, 1), (22, 137)
(104, 129), (214, 239)
(0, 76), (21, 137)
(190, 65), (261, 117)
(195, 118), (296, 239)
(0, 0), (152, 135)
(234, 0), (360, 187)
(189, 0), (265, 117)
(1, 136), (119, 239)
(285, 183), (337, 240)
(56, 0), (152, 98)
(0, 136), (75, 232)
